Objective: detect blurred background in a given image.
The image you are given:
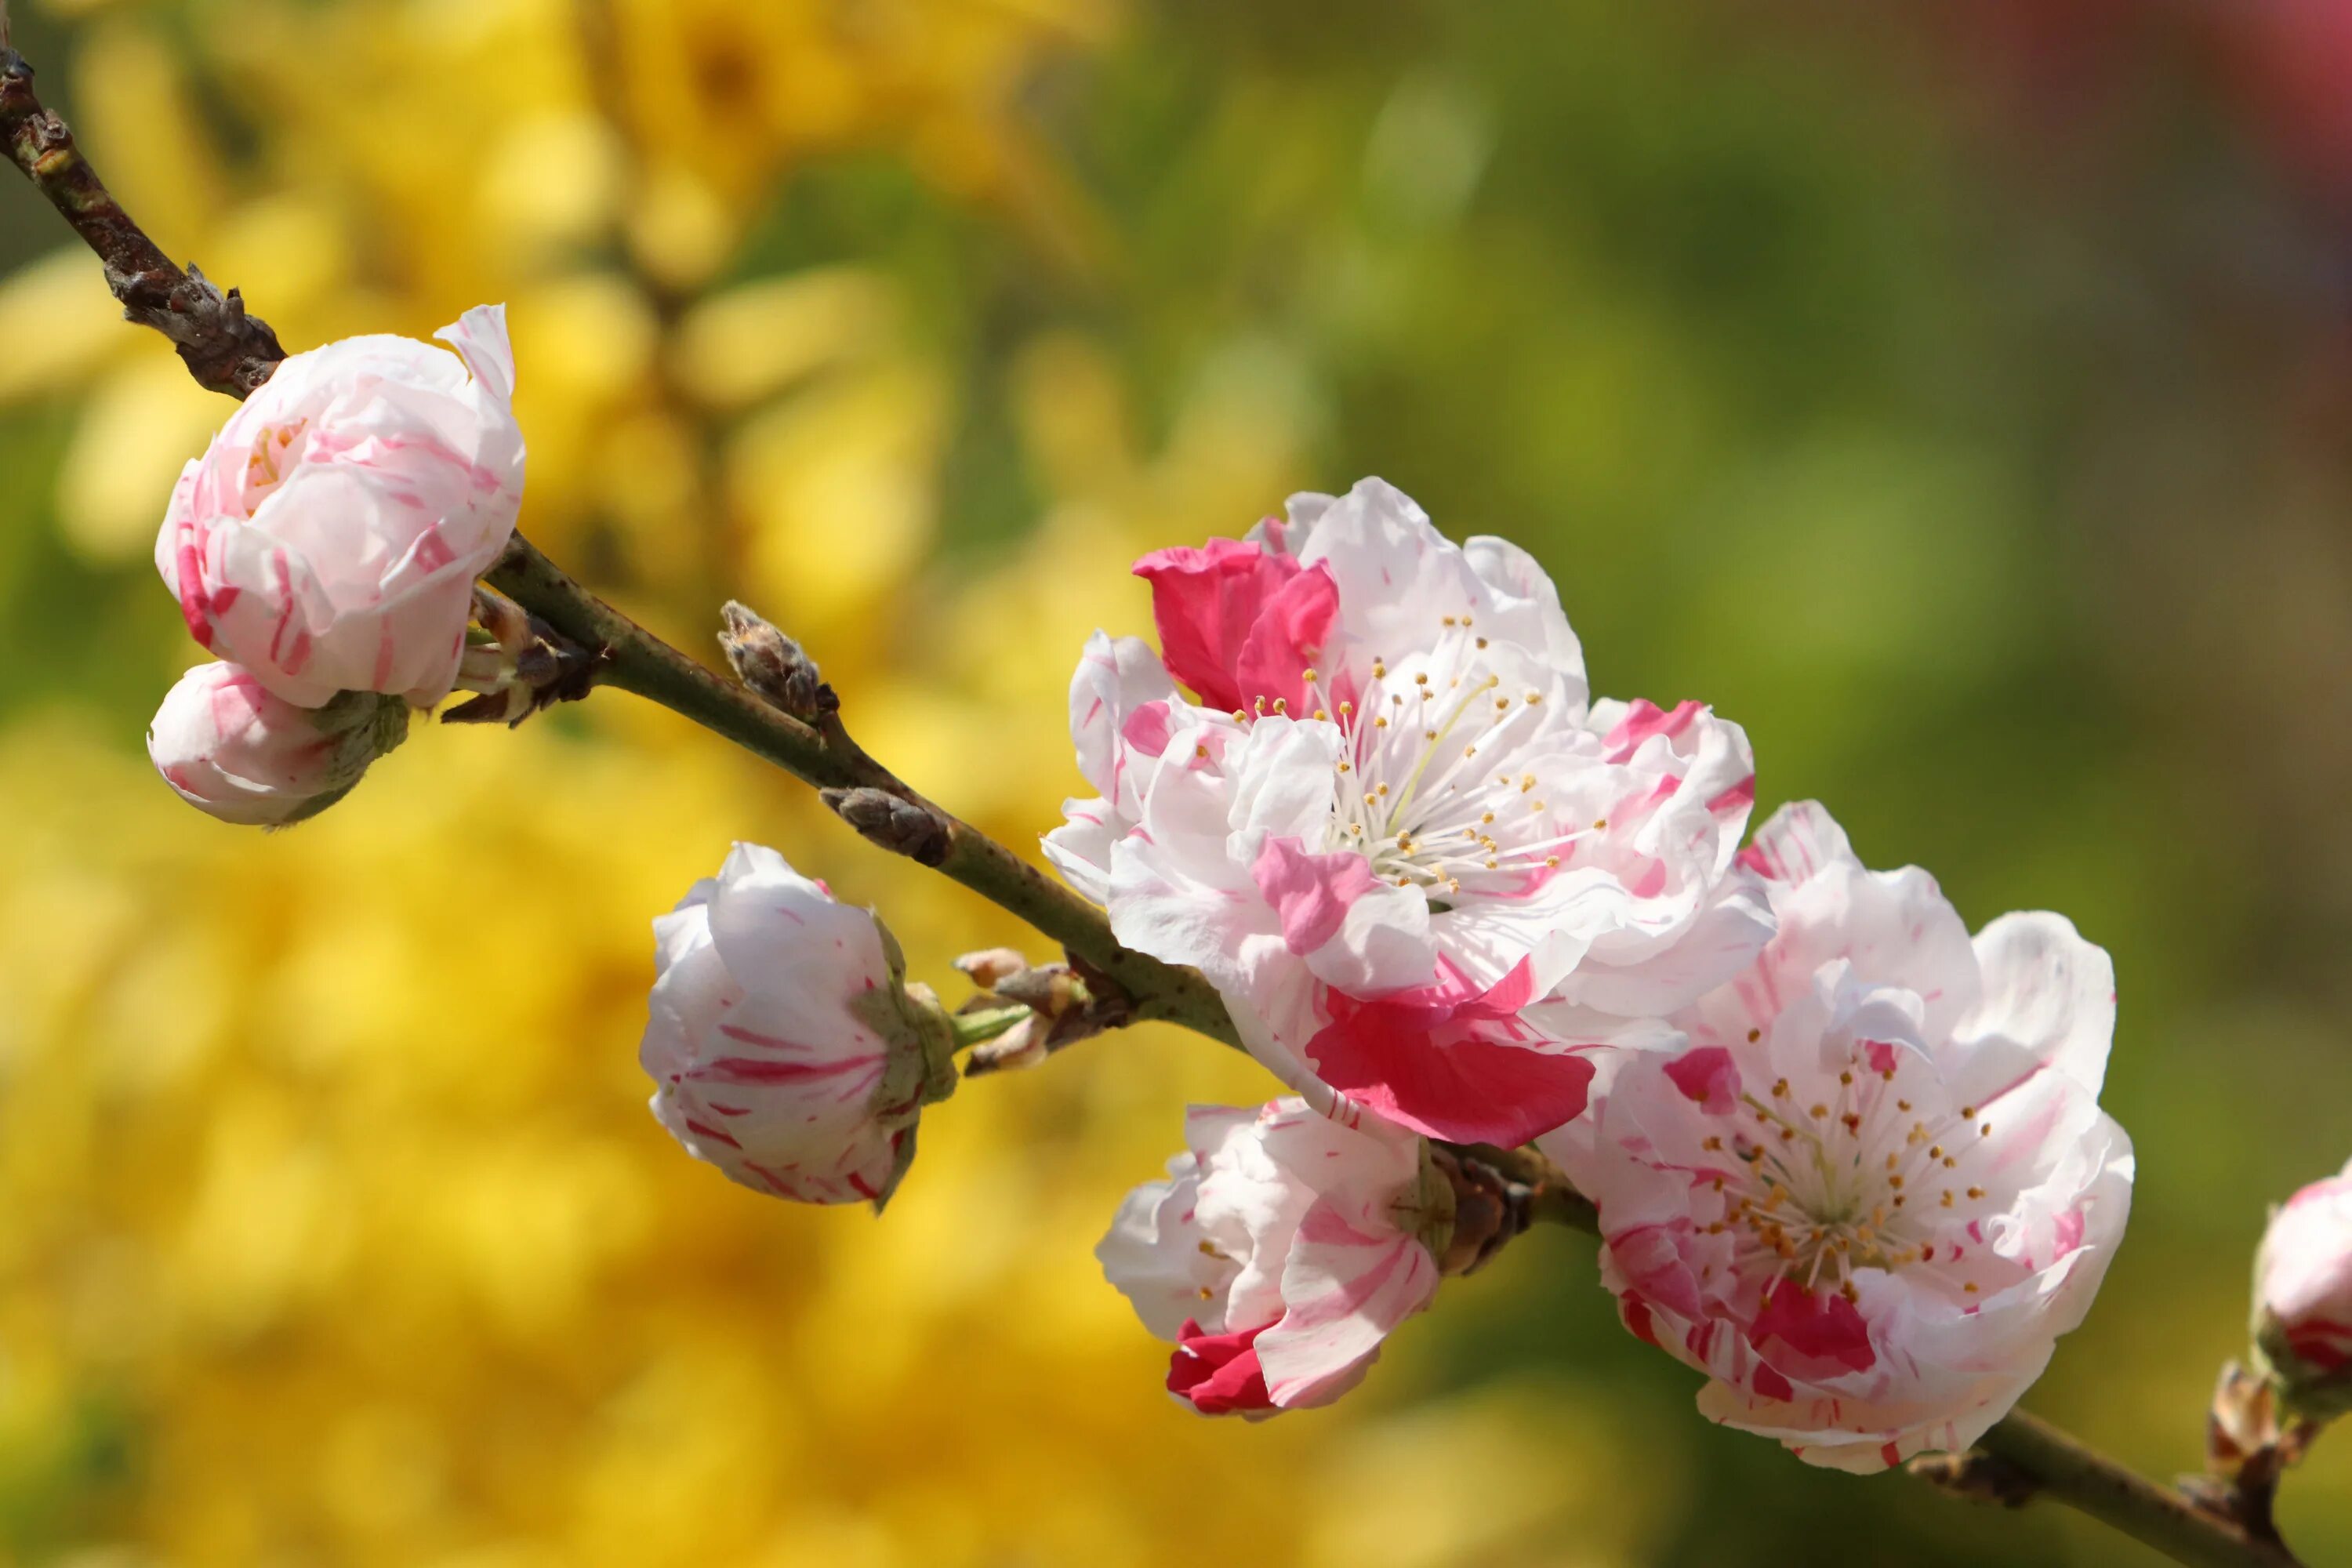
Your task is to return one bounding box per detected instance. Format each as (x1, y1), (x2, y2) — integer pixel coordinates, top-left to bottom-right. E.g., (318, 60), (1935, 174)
(2, 0), (2350, 1563)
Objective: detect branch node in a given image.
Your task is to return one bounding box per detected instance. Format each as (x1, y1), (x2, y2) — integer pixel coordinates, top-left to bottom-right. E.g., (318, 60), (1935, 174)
(1908, 1448), (2042, 1509)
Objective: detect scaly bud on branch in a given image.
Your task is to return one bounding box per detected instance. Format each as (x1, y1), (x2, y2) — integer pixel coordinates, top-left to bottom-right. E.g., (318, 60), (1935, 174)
(822, 786), (951, 866)
(720, 601), (833, 722)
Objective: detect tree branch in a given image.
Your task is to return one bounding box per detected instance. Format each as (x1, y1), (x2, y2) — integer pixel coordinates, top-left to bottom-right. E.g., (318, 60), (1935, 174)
(481, 533), (1244, 1046)
(1, 45), (285, 397)
(0, 37), (2301, 1568)
(1974, 1410), (2303, 1568)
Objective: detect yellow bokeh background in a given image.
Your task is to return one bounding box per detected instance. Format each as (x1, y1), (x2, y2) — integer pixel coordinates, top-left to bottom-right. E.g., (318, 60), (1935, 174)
(5, 0), (2352, 1563)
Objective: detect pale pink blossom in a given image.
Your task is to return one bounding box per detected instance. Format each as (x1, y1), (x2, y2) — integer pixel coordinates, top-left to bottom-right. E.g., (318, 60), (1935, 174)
(1097, 1098), (1446, 1414)
(147, 660), (408, 827)
(1052, 479), (1768, 1145)
(641, 844), (956, 1208)
(155, 306), (525, 709)
(2254, 1158), (2352, 1412)
(1541, 801), (2135, 1472)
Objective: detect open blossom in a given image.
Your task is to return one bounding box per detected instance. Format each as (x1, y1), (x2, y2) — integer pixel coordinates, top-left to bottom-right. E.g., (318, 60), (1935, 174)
(2254, 1159), (2352, 1414)
(1543, 801), (2135, 1472)
(147, 660), (408, 827)
(641, 843), (956, 1208)
(1047, 478), (1768, 1145)
(1097, 1098), (1447, 1415)
(155, 306), (525, 709)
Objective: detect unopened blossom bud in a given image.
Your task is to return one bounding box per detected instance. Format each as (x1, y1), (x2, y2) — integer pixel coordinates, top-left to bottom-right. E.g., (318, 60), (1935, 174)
(720, 601), (830, 720)
(964, 1013), (1047, 1075)
(2254, 1159), (2352, 1419)
(822, 786), (951, 866)
(952, 947), (1031, 989)
(154, 305), (525, 708)
(1097, 1099), (1448, 1415)
(640, 842), (956, 1208)
(147, 660), (408, 826)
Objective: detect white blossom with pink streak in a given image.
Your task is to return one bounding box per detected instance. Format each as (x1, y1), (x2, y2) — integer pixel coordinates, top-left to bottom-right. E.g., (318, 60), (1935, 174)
(1096, 1097), (1446, 1416)
(1049, 478), (1769, 1146)
(154, 306), (525, 709)
(2254, 1157), (2352, 1414)
(146, 659), (408, 827)
(1541, 801), (2136, 1471)
(641, 843), (956, 1209)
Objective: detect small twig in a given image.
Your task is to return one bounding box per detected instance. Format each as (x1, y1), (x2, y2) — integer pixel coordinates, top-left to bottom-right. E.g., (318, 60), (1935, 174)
(1975, 1411), (2304, 1568)
(1, 48), (285, 396)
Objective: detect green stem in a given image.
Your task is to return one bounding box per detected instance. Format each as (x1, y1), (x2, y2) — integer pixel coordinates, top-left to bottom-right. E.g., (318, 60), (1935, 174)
(949, 1006), (1033, 1051)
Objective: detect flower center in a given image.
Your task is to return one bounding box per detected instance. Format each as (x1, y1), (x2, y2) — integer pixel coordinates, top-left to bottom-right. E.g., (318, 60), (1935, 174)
(1704, 1043), (2002, 1303)
(1301, 617), (1576, 905)
(244, 418), (309, 503)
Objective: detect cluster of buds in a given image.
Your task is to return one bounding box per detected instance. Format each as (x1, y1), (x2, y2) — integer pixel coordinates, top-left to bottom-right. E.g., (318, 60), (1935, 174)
(145, 306), (527, 825)
(441, 588), (604, 728)
(949, 946), (1132, 1075)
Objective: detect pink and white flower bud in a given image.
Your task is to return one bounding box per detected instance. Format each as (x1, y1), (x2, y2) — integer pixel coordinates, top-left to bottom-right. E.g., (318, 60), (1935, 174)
(147, 660), (408, 827)
(154, 306), (525, 709)
(2254, 1159), (2352, 1417)
(1541, 801), (2136, 1472)
(640, 843), (956, 1209)
(1096, 1098), (1447, 1415)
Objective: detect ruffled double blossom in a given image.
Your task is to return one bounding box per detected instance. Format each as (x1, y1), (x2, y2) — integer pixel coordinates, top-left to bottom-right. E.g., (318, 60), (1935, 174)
(1049, 478), (1766, 1149)
(1542, 802), (2136, 1469)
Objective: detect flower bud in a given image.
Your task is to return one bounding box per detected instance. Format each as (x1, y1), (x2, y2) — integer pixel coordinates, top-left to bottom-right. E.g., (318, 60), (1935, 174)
(821, 786), (951, 866)
(1096, 1099), (1446, 1415)
(952, 947), (1031, 989)
(963, 1013), (1047, 1075)
(720, 600), (829, 720)
(154, 305), (525, 708)
(2254, 1159), (2352, 1420)
(147, 660), (408, 827)
(640, 843), (956, 1209)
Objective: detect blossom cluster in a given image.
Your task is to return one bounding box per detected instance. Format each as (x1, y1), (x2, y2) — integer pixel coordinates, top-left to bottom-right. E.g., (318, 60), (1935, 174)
(1069, 481), (2137, 1461)
(130, 299), (2352, 1484)
(144, 308), (525, 825)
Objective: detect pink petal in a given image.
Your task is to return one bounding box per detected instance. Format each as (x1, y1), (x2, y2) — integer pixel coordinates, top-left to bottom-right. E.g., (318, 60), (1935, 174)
(1662, 1045), (1740, 1114)
(1251, 835), (1378, 956)
(1133, 538), (1306, 713)
(1749, 1285), (1876, 1379)
(1305, 960), (1595, 1145)
(1167, 1319), (1274, 1415)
